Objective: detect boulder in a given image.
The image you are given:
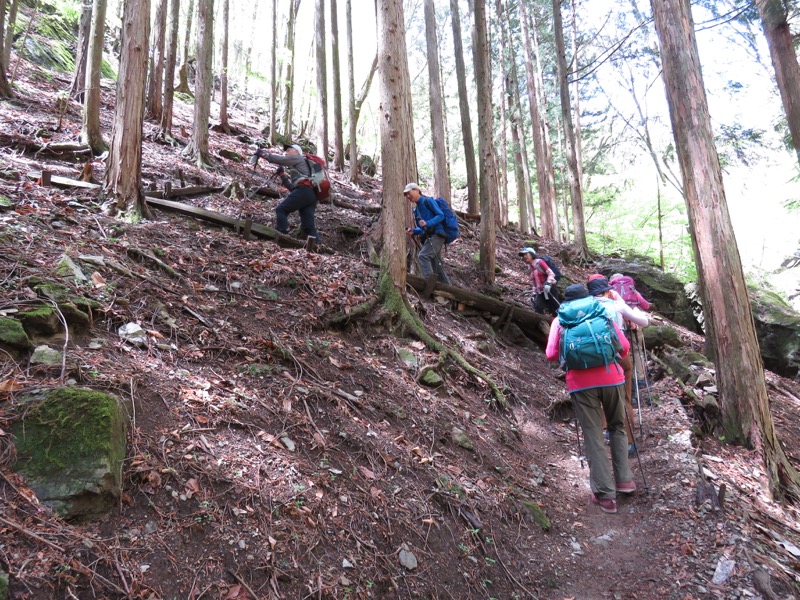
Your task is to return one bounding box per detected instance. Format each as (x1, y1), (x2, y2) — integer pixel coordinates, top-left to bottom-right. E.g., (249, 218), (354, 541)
(11, 388), (128, 521)
(0, 317), (32, 352)
(595, 258), (701, 333)
(749, 286), (800, 381)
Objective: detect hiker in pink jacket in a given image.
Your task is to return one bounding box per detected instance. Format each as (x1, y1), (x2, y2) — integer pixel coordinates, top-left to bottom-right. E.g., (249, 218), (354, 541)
(546, 283), (635, 514)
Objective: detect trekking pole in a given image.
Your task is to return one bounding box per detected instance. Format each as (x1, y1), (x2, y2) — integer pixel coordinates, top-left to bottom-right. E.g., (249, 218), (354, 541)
(637, 332), (655, 407)
(569, 396), (585, 469)
(622, 397), (649, 494)
(626, 326), (644, 436)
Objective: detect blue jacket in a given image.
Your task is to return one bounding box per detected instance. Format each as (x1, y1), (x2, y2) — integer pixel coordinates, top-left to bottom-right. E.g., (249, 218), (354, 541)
(412, 196), (445, 237)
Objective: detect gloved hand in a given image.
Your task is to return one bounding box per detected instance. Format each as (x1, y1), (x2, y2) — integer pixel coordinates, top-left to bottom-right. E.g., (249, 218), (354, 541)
(248, 153), (260, 166)
(412, 227), (423, 236)
(543, 284), (551, 299)
(275, 166), (285, 175)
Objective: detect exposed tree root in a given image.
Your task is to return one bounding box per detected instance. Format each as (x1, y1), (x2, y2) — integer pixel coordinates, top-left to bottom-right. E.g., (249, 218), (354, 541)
(377, 269), (509, 410)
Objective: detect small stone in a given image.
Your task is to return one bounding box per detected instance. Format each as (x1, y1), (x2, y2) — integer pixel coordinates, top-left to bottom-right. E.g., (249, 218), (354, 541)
(711, 558), (735, 585)
(238, 540), (246, 549)
(398, 544), (418, 570)
(397, 348), (417, 369)
(280, 437), (296, 452)
(342, 559), (354, 569)
(420, 368), (443, 387)
(571, 541), (585, 555)
(56, 254), (87, 282)
(451, 427), (474, 451)
(30, 345), (62, 366)
(118, 323), (147, 346)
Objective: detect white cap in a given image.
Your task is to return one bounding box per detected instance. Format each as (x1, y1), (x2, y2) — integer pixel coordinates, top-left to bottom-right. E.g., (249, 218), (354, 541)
(403, 182), (421, 193)
(289, 144), (303, 154)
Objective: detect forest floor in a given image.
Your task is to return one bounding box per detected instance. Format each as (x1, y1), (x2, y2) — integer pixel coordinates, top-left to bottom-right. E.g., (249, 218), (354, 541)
(2, 61), (800, 600)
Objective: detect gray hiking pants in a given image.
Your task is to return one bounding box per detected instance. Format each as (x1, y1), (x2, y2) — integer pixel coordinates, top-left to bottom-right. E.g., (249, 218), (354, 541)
(418, 235), (450, 284)
(572, 384), (633, 500)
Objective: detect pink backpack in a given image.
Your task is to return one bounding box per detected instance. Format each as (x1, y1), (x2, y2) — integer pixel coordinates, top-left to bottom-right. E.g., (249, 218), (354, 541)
(611, 275), (643, 306)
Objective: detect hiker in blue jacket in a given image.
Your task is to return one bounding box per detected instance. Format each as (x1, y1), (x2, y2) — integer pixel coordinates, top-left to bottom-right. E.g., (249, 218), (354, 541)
(404, 183), (451, 284)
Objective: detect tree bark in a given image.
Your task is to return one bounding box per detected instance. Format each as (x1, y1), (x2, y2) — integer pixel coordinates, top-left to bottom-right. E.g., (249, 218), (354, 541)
(175, 0), (194, 94)
(346, 0), (358, 182)
(81, 0), (108, 154)
(69, 0), (92, 102)
(651, 0), (800, 503)
(552, 0), (587, 256)
(518, 1), (555, 238)
(159, 0), (180, 137)
(315, 0), (328, 161)
(755, 0), (800, 165)
(282, 0), (301, 139)
(0, 0), (10, 98)
(330, 0), (344, 170)
(217, 0), (229, 132)
(450, 0), (478, 215)
(182, 0), (213, 166)
(104, 0), (152, 221)
(377, 0), (416, 291)
(147, 0), (167, 121)
(424, 0), (451, 203)
(2, 0), (17, 68)
(472, 0), (498, 284)
(269, 0), (277, 145)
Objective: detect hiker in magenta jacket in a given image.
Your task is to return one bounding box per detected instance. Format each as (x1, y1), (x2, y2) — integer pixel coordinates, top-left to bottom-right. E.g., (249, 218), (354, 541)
(519, 248), (560, 315)
(546, 283), (635, 514)
(609, 273), (651, 310)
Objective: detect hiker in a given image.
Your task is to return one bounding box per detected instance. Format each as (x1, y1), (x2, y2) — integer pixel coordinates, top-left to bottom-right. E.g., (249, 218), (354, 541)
(545, 283), (635, 514)
(609, 273), (651, 310)
(519, 248), (560, 315)
(251, 144), (319, 242)
(588, 275), (649, 455)
(404, 183), (451, 284)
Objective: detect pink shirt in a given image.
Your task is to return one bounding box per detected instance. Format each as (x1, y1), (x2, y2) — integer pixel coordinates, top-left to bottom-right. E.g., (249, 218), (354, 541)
(528, 259), (555, 294)
(545, 317), (631, 393)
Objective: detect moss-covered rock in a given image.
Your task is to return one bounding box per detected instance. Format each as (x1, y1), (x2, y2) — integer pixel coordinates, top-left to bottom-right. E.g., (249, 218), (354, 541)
(642, 325), (682, 350)
(749, 285), (800, 381)
(0, 570), (8, 600)
(522, 500), (551, 531)
(419, 368), (443, 387)
(0, 317), (32, 351)
(17, 306), (61, 337)
(12, 388), (128, 521)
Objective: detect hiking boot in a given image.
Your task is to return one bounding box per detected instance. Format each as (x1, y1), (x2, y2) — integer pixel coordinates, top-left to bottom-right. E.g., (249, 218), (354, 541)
(592, 495), (618, 514)
(616, 480), (637, 494)
(628, 443), (637, 456)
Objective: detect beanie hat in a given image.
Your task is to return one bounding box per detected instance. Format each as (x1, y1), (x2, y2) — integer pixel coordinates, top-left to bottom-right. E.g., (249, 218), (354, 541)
(563, 283), (589, 302)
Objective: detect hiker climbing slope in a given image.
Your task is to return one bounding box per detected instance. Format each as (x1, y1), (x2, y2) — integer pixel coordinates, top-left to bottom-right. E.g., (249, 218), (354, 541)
(545, 283), (635, 514)
(404, 183), (459, 284)
(519, 247), (561, 316)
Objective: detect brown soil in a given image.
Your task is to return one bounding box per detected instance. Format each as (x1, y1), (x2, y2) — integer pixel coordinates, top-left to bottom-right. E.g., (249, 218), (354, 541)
(1, 59), (800, 600)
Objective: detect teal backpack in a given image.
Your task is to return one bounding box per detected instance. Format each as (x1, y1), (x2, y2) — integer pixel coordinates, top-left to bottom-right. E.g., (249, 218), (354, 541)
(557, 296), (622, 371)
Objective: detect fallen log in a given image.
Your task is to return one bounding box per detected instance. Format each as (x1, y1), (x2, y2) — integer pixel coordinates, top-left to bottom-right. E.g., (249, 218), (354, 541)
(405, 274), (551, 344)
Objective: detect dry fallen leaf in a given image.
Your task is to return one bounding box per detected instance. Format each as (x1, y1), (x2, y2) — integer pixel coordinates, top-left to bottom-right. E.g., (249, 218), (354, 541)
(0, 378), (24, 393)
(91, 271), (106, 287)
(329, 356), (351, 369)
(359, 466), (376, 479)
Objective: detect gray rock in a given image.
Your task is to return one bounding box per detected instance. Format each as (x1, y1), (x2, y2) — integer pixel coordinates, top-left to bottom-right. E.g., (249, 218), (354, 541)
(118, 323), (147, 346)
(30, 345), (62, 366)
(280, 437), (296, 452)
(451, 427), (474, 451)
(397, 348), (417, 369)
(56, 255), (87, 282)
(399, 544), (418, 570)
(749, 286), (800, 380)
(419, 368), (443, 387)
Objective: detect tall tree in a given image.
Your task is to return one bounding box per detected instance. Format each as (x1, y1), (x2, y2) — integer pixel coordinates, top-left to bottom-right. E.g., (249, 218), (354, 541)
(282, 0), (301, 139)
(0, 0), (9, 98)
(69, 0), (92, 101)
(346, 0), (358, 182)
(472, 0), (498, 284)
(651, 0), (800, 502)
(450, 0), (478, 214)
(755, 0), (800, 164)
(182, 0), (213, 166)
(159, 0), (180, 138)
(104, 0), (152, 220)
(2, 0), (17, 68)
(330, 0), (345, 170)
(424, 0), (451, 202)
(552, 0), (587, 256)
(519, 0), (557, 238)
(269, 0), (277, 145)
(175, 0), (194, 94)
(81, 0), (108, 154)
(146, 0), (167, 121)
(377, 0), (416, 291)
(217, 0), (230, 132)
(315, 0), (328, 161)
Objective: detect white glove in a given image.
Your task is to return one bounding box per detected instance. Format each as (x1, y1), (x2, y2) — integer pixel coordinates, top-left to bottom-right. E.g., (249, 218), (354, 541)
(543, 284), (551, 299)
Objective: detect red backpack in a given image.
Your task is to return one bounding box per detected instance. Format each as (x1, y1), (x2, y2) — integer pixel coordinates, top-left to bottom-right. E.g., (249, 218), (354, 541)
(304, 154), (331, 201)
(611, 275), (643, 306)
